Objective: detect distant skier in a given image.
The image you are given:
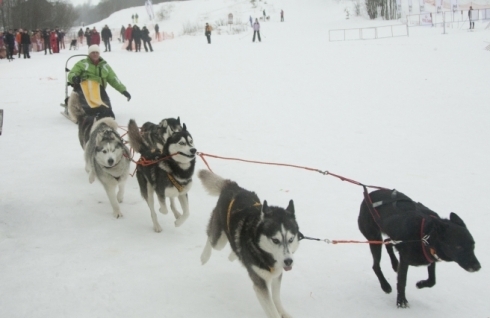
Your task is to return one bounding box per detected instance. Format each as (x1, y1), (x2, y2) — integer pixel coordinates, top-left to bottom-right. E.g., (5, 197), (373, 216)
(205, 23), (212, 44)
(263, 9), (266, 20)
(281, 10), (284, 22)
(253, 18), (261, 42)
(468, 6), (474, 29)
(249, 16), (253, 27)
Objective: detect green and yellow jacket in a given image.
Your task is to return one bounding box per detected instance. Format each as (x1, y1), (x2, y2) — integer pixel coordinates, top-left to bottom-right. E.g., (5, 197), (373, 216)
(68, 57), (126, 93)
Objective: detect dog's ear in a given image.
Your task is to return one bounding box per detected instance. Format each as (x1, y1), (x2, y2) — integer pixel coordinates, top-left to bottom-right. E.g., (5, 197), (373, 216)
(177, 116), (180, 125)
(183, 123), (187, 131)
(95, 131), (104, 147)
(450, 212), (467, 228)
(261, 200), (270, 217)
(286, 200), (295, 215)
(160, 119), (168, 128)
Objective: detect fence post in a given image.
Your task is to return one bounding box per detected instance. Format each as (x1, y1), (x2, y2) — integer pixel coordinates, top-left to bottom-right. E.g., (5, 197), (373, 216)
(407, 22), (409, 36)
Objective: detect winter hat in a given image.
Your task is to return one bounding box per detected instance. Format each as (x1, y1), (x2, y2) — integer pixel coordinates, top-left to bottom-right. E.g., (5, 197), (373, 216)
(88, 44), (100, 54)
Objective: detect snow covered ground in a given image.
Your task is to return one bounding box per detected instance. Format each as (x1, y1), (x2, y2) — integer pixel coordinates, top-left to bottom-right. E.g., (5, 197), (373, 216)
(1, 0), (489, 317)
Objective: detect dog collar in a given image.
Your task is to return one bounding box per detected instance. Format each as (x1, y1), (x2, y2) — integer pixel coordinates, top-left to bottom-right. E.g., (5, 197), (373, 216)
(420, 218), (441, 263)
(167, 173), (184, 192)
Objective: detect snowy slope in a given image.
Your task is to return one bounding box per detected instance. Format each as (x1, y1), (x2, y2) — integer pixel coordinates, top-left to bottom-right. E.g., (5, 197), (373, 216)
(0, 0), (489, 317)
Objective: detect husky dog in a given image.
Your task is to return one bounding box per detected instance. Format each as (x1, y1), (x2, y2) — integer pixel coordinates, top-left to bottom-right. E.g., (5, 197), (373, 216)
(199, 170), (300, 318)
(127, 119), (196, 232)
(83, 117), (130, 218)
(358, 189), (481, 308)
(138, 117), (182, 159)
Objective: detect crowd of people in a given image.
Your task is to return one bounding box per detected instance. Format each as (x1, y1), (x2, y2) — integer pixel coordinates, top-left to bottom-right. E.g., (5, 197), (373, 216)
(0, 27), (66, 60)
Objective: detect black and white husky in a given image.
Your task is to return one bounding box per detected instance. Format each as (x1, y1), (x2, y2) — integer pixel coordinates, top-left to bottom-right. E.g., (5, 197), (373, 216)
(127, 119), (196, 232)
(199, 170), (300, 318)
(138, 117), (182, 159)
(69, 91), (130, 218)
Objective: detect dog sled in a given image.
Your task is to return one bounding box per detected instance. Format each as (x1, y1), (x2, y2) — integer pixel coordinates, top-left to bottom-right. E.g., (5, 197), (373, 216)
(60, 54), (87, 123)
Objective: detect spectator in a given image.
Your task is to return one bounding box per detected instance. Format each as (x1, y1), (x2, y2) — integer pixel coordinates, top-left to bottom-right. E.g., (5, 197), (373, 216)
(249, 16), (253, 27)
(84, 27), (91, 46)
(132, 25), (142, 52)
(0, 32), (6, 60)
(43, 28), (52, 55)
(91, 27), (101, 45)
(50, 29), (59, 53)
(16, 29), (22, 58)
(5, 29), (15, 60)
(125, 24), (133, 51)
(141, 26), (153, 52)
(468, 6), (475, 29)
(59, 29), (66, 49)
(120, 25), (126, 42)
(253, 18), (261, 42)
(135, 13), (139, 23)
(78, 28), (84, 44)
(21, 29), (31, 59)
(205, 23), (212, 44)
(281, 10), (284, 22)
(155, 24), (160, 41)
(101, 25), (112, 52)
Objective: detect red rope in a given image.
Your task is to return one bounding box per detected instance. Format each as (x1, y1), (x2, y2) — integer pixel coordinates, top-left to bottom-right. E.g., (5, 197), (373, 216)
(197, 152), (388, 191)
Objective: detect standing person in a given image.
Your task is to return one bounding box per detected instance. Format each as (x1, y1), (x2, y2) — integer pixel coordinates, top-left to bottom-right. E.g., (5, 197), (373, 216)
(59, 29), (66, 49)
(131, 14), (135, 23)
(43, 28), (52, 55)
(84, 27), (92, 46)
(141, 26), (153, 52)
(68, 45), (131, 119)
(78, 28), (84, 44)
(16, 29), (22, 58)
(135, 13), (139, 23)
(91, 27), (101, 46)
(50, 29), (59, 53)
(21, 29), (31, 59)
(125, 24), (133, 51)
(468, 6), (475, 29)
(55, 27), (61, 50)
(204, 23), (212, 44)
(253, 18), (261, 42)
(101, 25), (112, 52)
(155, 23), (160, 41)
(132, 25), (142, 52)
(249, 15), (253, 27)
(263, 9), (266, 20)
(281, 10), (284, 22)
(120, 25), (126, 42)
(5, 29), (15, 60)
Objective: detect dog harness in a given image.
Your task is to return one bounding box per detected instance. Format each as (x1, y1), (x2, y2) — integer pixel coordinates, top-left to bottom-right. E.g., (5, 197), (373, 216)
(364, 187), (441, 264)
(167, 173), (184, 192)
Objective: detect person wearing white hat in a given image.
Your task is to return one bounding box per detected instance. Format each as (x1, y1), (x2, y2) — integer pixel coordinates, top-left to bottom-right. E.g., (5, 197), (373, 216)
(66, 44), (131, 119)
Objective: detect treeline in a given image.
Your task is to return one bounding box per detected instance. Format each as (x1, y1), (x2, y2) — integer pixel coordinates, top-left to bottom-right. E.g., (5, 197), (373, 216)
(0, 0), (186, 31)
(0, 0), (78, 31)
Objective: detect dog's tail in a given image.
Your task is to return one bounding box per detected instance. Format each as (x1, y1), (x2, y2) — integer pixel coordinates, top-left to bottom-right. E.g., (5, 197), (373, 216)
(67, 91), (85, 123)
(127, 119), (144, 153)
(198, 169), (230, 196)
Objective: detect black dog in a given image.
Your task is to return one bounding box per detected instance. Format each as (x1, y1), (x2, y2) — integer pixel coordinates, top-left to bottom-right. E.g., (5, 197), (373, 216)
(358, 189), (481, 308)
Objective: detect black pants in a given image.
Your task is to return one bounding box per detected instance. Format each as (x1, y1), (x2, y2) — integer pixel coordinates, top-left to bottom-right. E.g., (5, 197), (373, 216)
(143, 39), (153, 52)
(103, 39), (111, 52)
(7, 44), (14, 59)
(206, 34), (211, 44)
(17, 43), (21, 57)
(253, 31), (261, 42)
(74, 85), (115, 119)
(469, 21), (474, 29)
(44, 40), (51, 54)
(127, 39), (133, 51)
(134, 39), (141, 52)
(22, 44), (30, 58)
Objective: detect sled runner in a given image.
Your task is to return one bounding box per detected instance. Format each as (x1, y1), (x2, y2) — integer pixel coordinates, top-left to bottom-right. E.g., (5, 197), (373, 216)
(60, 54), (87, 123)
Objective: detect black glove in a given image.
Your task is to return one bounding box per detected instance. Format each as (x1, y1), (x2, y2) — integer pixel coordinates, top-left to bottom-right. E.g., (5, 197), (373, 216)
(72, 76), (81, 85)
(122, 91), (131, 101)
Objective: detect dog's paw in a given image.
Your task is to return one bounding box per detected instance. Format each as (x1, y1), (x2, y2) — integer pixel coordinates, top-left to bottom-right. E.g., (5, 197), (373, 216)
(174, 214), (188, 227)
(117, 193), (124, 203)
(396, 296), (409, 308)
(153, 223), (162, 233)
(281, 313), (293, 318)
(416, 279), (435, 289)
(88, 172), (95, 184)
(228, 251), (238, 262)
(159, 206), (168, 214)
(113, 210), (123, 218)
(381, 282), (392, 294)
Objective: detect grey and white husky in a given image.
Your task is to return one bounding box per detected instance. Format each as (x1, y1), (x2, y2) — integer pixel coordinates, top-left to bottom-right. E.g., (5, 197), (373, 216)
(139, 117), (182, 158)
(199, 170), (300, 318)
(127, 119), (196, 232)
(83, 117), (131, 218)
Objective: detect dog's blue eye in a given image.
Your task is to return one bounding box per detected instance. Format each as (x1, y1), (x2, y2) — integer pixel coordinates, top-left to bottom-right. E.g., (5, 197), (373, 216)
(179, 142), (185, 145)
(272, 238), (280, 244)
(288, 237), (294, 243)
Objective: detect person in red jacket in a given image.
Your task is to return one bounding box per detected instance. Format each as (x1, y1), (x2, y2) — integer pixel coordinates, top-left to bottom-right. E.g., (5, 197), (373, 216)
(50, 30), (59, 53)
(125, 24), (133, 51)
(91, 27), (101, 45)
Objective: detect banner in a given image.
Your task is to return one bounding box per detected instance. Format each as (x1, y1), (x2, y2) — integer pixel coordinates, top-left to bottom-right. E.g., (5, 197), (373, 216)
(145, 0), (155, 20)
